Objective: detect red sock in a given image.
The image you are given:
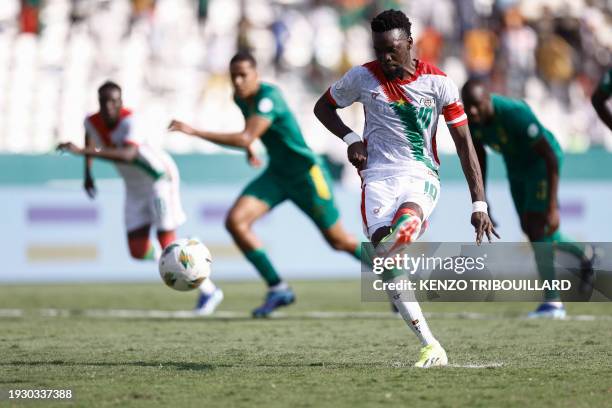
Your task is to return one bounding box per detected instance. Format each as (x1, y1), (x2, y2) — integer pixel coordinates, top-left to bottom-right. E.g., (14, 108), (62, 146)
(391, 208), (420, 226)
(157, 230), (177, 249)
(128, 235), (153, 259)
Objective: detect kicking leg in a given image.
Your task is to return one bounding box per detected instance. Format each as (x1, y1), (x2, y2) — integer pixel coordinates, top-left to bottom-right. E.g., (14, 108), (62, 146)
(378, 203), (424, 255)
(371, 203), (446, 368)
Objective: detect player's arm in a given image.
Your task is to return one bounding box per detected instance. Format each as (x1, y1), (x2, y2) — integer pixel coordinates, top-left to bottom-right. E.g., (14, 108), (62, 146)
(449, 124), (499, 244)
(314, 94), (367, 171)
(168, 116), (271, 148)
(473, 138), (487, 191)
(591, 86), (612, 130)
(57, 141), (138, 163)
(83, 132), (96, 199)
(472, 138), (496, 226)
(532, 137), (560, 234)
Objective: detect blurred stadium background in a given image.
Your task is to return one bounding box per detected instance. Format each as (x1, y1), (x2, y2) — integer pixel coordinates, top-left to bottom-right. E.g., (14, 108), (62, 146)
(0, 0), (611, 283)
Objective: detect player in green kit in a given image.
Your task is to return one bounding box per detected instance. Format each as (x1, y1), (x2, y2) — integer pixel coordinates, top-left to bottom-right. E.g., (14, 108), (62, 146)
(169, 52), (362, 317)
(462, 79), (597, 318)
(591, 68), (612, 131)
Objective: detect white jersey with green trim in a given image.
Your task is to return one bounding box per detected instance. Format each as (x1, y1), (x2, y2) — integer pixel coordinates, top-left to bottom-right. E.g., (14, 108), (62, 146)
(84, 109), (177, 190)
(326, 59), (467, 183)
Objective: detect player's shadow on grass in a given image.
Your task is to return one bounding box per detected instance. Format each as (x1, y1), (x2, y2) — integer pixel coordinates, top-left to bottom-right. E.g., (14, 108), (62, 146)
(3, 360), (382, 369)
(2, 360), (215, 372)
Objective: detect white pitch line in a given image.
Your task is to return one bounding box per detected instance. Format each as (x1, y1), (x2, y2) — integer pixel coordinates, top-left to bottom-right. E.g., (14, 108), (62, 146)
(0, 309), (23, 317)
(0, 309), (611, 321)
(448, 363), (504, 369)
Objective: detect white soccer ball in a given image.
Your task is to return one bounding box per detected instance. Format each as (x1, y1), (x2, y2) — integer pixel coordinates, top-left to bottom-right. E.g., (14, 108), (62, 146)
(158, 238), (212, 291)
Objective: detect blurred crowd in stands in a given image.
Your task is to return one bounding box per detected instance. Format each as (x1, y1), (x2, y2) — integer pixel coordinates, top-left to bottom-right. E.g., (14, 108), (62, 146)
(0, 0), (610, 156)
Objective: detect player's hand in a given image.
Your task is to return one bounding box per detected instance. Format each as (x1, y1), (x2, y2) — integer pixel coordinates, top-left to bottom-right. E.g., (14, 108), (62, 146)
(246, 144), (262, 168)
(347, 141), (367, 171)
(471, 211), (500, 245)
(544, 206), (560, 235)
(84, 176), (96, 199)
(57, 142), (83, 155)
(488, 207), (498, 228)
(168, 120), (195, 136)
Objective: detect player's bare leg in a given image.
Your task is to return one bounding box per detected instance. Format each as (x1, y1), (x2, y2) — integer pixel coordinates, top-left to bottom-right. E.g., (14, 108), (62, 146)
(225, 195), (295, 317)
(321, 220), (362, 260)
(372, 202), (447, 368)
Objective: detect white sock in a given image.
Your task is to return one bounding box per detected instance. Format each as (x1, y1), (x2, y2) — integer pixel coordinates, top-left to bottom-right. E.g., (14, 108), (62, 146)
(269, 281), (289, 292)
(199, 278), (217, 295)
(385, 276), (438, 346)
(545, 301), (563, 308)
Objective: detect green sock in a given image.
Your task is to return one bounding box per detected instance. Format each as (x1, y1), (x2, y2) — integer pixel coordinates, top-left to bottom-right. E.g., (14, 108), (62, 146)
(546, 230), (587, 261)
(245, 248), (282, 287)
(142, 245), (157, 261)
(361, 242), (403, 281)
(531, 239), (558, 301)
(352, 244), (362, 262)
(381, 266), (404, 282)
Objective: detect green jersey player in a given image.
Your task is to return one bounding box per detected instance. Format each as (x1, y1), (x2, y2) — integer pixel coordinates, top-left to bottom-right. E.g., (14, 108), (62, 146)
(169, 52), (361, 317)
(462, 80), (596, 318)
(591, 68), (612, 131)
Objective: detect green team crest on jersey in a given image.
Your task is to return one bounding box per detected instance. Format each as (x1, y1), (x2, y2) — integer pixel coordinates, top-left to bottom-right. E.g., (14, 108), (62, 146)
(390, 100), (436, 171)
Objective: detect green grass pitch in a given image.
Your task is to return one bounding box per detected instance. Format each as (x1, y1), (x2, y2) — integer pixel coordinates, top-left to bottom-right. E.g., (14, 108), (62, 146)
(0, 281), (610, 407)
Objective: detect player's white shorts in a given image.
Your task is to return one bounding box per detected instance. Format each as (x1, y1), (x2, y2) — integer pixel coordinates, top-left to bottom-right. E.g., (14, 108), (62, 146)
(360, 171), (440, 238)
(124, 161), (186, 232)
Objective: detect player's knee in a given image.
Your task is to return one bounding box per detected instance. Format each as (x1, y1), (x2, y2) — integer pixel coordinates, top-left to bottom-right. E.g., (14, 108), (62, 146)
(225, 213), (248, 237)
(521, 217), (546, 241)
(523, 224), (544, 241)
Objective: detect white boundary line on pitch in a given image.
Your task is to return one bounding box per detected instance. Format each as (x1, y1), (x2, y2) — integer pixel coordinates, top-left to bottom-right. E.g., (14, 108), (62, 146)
(0, 309), (611, 321)
(447, 363), (505, 369)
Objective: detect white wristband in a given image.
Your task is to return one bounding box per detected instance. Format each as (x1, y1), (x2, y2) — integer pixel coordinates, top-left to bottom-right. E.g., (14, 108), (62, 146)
(342, 132), (362, 146)
(472, 201), (488, 214)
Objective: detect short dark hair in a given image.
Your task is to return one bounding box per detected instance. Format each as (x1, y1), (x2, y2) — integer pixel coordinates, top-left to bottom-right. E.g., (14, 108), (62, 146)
(98, 81), (121, 96)
(230, 51), (256, 67)
(461, 78), (488, 103)
(371, 9), (412, 38)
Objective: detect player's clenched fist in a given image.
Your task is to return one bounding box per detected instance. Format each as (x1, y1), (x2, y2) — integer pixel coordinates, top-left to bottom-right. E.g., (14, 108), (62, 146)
(168, 120), (195, 136)
(246, 144), (262, 168)
(471, 212), (499, 245)
(347, 141), (367, 171)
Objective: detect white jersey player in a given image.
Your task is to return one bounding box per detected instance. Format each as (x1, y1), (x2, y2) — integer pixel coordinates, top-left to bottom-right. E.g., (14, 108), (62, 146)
(326, 58), (467, 238)
(57, 81), (223, 315)
(314, 10), (497, 368)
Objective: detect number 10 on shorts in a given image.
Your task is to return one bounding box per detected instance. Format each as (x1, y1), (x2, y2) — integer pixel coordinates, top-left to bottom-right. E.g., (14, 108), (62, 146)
(424, 180), (438, 200)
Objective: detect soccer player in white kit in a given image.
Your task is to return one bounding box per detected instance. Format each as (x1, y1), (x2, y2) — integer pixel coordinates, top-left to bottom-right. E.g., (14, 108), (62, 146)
(57, 81), (223, 315)
(314, 10), (498, 367)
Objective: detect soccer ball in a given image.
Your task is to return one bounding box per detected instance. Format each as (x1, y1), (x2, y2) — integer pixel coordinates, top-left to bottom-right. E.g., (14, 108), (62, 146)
(158, 238), (212, 291)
